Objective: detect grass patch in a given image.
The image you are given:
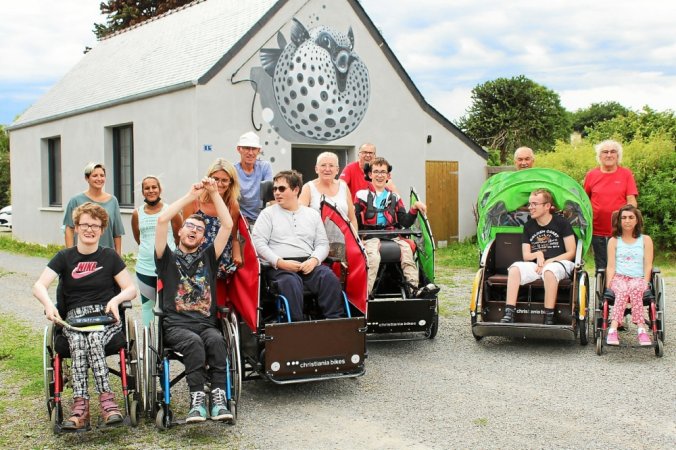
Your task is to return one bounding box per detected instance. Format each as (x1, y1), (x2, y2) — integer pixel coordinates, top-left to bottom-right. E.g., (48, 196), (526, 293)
(436, 239), (479, 269)
(0, 313), (43, 396)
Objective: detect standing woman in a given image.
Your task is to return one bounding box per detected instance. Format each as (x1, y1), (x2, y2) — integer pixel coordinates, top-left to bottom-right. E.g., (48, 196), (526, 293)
(131, 176), (181, 326)
(604, 205), (654, 346)
(299, 151), (358, 231)
(64, 162), (125, 255)
(182, 158), (242, 301)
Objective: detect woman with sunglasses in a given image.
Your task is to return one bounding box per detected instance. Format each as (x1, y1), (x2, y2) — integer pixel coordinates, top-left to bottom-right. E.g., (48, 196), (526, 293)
(131, 176), (182, 326)
(182, 159), (241, 302)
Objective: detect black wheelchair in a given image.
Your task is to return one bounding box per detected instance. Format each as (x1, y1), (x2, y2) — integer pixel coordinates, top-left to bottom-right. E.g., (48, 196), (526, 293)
(592, 268), (666, 356)
(143, 284), (241, 428)
(43, 301), (143, 434)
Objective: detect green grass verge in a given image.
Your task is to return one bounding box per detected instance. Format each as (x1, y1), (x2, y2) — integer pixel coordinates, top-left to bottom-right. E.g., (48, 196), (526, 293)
(0, 313), (43, 396)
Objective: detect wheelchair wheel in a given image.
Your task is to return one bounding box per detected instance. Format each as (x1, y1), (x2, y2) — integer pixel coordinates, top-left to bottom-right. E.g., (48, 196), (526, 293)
(577, 271), (589, 346)
(654, 273), (665, 342)
(595, 335), (603, 356)
(655, 339), (664, 357)
(143, 325), (158, 417)
(125, 320), (143, 410)
(43, 324), (55, 419)
(50, 407), (60, 435)
(223, 311), (241, 422)
(129, 399), (139, 427)
(593, 271), (605, 340)
(425, 313), (439, 339)
(155, 408), (172, 430)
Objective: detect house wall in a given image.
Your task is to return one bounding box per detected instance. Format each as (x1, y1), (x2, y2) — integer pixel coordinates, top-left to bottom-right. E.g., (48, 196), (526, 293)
(10, 89), (196, 251)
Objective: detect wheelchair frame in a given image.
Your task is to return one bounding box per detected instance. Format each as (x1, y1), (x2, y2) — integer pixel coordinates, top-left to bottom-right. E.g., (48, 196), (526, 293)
(592, 268), (666, 357)
(143, 302), (241, 429)
(42, 301), (143, 434)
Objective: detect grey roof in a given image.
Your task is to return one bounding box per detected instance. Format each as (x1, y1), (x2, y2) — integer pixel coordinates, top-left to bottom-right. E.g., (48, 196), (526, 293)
(11, 0), (278, 128)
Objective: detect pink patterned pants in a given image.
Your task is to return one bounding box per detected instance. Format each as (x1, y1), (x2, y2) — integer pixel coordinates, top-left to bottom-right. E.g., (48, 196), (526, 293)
(609, 274), (648, 325)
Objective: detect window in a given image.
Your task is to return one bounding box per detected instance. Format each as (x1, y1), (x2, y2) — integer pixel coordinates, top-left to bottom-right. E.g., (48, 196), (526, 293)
(113, 125), (134, 207)
(47, 137), (62, 206)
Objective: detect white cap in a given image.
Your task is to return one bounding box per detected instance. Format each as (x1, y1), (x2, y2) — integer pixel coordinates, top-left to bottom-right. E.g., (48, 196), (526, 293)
(237, 131), (261, 148)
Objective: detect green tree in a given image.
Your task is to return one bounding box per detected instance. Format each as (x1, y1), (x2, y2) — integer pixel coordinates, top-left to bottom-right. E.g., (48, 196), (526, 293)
(570, 101), (630, 136)
(587, 106), (676, 144)
(94, 0), (194, 39)
(458, 75), (570, 164)
(0, 126), (10, 207)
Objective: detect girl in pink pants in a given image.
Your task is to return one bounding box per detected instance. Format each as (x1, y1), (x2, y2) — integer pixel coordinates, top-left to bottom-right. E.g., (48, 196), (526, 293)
(605, 205), (653, 346)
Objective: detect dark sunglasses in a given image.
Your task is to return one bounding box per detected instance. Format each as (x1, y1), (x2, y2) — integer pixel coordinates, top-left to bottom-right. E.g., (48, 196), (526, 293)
(272, 186), (289, 193)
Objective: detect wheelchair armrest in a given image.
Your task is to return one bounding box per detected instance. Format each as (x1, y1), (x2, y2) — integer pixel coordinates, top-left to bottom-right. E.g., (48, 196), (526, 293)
(121, 300), (133, 310)
(217, 306), (231, 314)
(652, 267), (661, 274)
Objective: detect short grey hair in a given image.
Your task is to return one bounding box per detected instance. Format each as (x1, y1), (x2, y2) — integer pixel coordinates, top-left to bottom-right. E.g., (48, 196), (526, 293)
(594, 139), (623, 164)
(316, 151), (339, 166)
(84, 162), (106, 178)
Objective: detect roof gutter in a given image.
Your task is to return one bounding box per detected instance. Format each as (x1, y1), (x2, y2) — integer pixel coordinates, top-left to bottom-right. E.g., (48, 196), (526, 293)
(7, 81), (197, 131)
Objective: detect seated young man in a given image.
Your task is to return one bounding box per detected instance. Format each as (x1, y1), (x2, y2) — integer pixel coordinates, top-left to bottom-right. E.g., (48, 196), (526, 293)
(500, 188), (576, 325)
(354, 157), (438, 297)
(155, 177), (234, 423)
(252, 170), (345, 322)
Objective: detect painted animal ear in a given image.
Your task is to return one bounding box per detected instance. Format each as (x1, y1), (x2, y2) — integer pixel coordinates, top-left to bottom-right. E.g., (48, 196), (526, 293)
(290, 18), (310, 46)
(348, 27), (354, 50)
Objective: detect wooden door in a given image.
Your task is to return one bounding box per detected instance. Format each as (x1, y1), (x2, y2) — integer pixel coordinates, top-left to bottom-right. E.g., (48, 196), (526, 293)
(425, 161), (458, 243)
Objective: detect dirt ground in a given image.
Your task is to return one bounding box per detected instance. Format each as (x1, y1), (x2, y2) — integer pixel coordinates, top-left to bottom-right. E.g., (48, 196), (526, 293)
(0, 250), (674, 449)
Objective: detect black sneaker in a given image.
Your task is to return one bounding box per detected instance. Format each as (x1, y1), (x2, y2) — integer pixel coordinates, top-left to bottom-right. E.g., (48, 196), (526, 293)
(186, 391), (207, 423)
(210, 388), (233, 422)
(500, 307), (515, 323)
(544, 312), (555, 325)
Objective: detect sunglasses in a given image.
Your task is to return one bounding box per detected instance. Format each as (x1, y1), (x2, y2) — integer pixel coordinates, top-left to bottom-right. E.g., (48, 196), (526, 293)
(272, 186), (289, 193)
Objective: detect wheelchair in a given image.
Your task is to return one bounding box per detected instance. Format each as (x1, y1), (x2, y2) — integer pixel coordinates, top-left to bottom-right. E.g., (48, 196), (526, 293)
(143, 283), (241, 429)
(43, 300), (143, 434)
(234, 192), (367, 384)
(592, 268), (666, 356)
(470, 169), (593, 343)
(359, 187), (439, 341)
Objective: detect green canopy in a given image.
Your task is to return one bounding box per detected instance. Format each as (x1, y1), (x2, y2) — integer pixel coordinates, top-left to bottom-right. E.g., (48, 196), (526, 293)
(410, 188), (435, 283)
(476, 168), (593, 253)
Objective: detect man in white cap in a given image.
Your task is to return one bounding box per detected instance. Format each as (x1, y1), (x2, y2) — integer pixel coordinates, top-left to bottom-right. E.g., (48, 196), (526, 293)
(234, 131), (273, 224)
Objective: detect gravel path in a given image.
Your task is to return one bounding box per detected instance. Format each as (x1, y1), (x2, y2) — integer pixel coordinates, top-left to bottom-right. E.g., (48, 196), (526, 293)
(1, 251), (674, 449)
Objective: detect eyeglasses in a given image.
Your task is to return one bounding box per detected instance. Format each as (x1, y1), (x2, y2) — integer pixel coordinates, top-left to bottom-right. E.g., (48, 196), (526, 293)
(77, 223), (102, 231)
(371, 170), (388, 175)
(359, 151), (375, 156)
(527, 202), (547, 208)
(272, 186), (289, 193)
(240, 147), (260, 153)
(601, 150), (618, 155)
(212, 177), (231, 185)
(183, 222), (205, 233)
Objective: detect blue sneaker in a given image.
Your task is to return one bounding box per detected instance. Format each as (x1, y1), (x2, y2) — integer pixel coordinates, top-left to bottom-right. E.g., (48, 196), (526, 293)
(210, 388), (233, 422)
(186, 391), (207, 423)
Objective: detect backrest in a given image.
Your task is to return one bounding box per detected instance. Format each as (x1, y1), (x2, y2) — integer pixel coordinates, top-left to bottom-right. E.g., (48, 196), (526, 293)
(260, 180), (274, 204)
(493, 232), (523, 274)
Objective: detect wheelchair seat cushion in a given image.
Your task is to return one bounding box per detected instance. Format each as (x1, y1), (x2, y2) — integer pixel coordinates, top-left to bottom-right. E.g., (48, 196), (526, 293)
(54, 330), (126, 358)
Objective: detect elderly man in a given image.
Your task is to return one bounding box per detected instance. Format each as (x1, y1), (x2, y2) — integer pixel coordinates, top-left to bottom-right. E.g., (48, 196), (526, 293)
(500, 188), (576, 325)
(583, 139), (638, 270)
(341, 143), (397, 199)
(514, 147), (535, 170)
(234, 131), (273, 224)
(252, 170), (344, 322)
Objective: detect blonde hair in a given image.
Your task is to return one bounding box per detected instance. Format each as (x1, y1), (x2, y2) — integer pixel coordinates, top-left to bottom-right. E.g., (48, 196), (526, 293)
(203, 158), (240, 208)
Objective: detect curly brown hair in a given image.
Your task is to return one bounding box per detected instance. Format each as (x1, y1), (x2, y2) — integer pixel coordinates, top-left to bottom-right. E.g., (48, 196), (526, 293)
(72, 202), (109, 229)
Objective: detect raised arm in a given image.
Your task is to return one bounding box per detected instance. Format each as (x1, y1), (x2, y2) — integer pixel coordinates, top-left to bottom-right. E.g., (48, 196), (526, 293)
(203, 177), (233, 257)
(156, 181), (204, 259)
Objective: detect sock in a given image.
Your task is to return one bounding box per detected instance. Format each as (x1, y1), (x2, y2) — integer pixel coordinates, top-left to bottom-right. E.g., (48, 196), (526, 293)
(637, 327), (645, 334)
(608, 328), (616, 333)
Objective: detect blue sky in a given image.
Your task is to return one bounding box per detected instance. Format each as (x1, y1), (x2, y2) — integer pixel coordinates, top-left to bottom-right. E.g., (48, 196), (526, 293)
(2, 0), (675, 125)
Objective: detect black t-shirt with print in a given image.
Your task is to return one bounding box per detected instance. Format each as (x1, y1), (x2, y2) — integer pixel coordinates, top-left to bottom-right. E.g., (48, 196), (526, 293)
(155, 244), (219, 330)
(48, 247), (126, 312)
(522, 214), (574, 260)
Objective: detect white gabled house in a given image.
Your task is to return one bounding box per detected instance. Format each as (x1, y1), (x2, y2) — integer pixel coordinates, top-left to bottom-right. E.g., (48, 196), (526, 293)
(8, 0), (487, 251)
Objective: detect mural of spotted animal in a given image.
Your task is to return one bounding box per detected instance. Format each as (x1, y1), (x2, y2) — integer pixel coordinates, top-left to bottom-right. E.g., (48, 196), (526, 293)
(260, 18), (370, 142)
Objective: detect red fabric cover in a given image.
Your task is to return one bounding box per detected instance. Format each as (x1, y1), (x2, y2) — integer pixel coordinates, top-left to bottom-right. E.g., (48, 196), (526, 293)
(321, 201), (368, 314)
(224, 216), (260, 331)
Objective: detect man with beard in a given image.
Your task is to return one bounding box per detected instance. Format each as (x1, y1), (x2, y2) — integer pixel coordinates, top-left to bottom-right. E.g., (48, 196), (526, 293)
(155, 177), (234, 423)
